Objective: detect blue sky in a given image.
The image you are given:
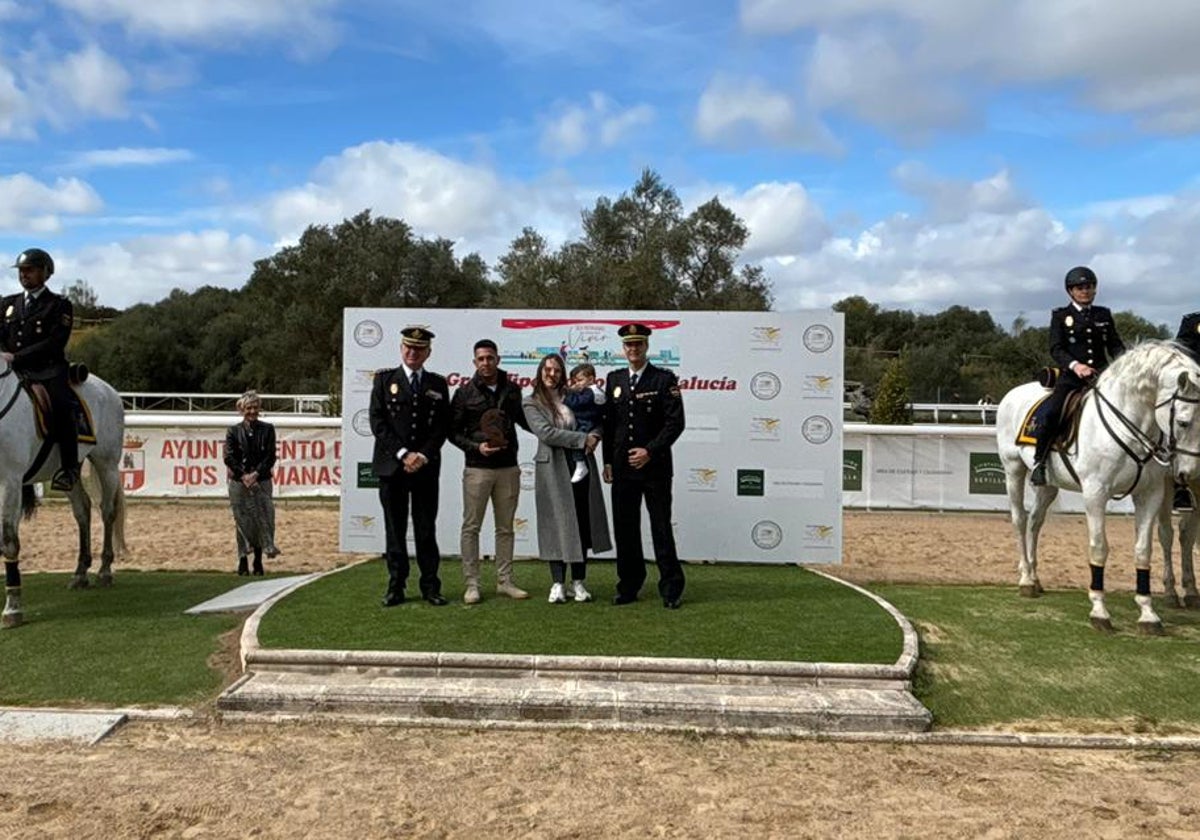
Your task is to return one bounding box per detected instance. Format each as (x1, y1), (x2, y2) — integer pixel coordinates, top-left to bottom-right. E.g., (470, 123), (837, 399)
(3, 0), (1200, 331)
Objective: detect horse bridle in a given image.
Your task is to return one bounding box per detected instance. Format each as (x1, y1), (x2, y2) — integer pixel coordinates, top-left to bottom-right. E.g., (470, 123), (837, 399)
(1089, 377), (1200, 477)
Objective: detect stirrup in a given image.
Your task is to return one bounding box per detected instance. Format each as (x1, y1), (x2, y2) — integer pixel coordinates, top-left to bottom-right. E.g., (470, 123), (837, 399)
(50, 469), (78, 492)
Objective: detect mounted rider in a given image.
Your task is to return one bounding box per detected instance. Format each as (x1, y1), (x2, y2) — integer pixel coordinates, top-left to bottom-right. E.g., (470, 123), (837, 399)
(1173, 311), (1200, 510)
(0, 248), (80, 492)
(1031, 266), (1126, 486)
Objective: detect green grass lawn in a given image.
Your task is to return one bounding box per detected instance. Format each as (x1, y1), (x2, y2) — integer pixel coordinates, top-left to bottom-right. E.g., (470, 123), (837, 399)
(256, 560), (904, 664)
(878, 584), (1200, 730)
(0, 572), (241, 707)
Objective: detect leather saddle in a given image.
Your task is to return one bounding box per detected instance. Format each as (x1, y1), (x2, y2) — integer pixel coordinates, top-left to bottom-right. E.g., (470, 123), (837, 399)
(24, 364), (96, 443)
(1017, 387), (1087, 451)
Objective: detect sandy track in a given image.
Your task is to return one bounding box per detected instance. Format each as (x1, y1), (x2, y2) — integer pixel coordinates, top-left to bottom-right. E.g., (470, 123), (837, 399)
(2, 501), (1197, 839)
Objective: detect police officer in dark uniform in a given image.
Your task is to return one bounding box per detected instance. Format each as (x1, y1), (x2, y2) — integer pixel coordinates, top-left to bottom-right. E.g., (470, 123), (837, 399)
(602, 323), (686, 608)
(370, 326), (451, 607)
(1172, 311), (1200, 510)
(0, 248), (79, 491)
(1031, 266), (1125, 486)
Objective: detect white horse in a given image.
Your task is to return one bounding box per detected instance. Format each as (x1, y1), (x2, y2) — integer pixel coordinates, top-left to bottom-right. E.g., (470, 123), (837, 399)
(0, 363), (127, 628)
(996, 340), (1200, 633)
(1156, 479), (1200, 608)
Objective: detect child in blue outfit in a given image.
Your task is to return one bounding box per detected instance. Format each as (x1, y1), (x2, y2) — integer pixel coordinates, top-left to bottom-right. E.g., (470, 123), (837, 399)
(564, 363), (606, 483)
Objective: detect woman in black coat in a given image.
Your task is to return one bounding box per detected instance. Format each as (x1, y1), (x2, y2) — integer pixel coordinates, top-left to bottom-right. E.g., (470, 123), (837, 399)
(223, 390), (280, 575)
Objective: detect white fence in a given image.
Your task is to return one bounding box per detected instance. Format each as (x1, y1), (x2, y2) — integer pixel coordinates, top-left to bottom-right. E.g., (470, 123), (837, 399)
(116, 415), (1112, 513)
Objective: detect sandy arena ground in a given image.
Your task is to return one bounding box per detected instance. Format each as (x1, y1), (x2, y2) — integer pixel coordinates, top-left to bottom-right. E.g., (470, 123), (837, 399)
(1, 501), (1198, 839)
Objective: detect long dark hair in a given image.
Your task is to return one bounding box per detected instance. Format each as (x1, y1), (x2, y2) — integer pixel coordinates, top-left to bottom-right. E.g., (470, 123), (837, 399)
(531, 354), (566, 410)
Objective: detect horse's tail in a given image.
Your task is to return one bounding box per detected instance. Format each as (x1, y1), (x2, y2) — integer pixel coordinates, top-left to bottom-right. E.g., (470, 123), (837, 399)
(20, 485), (38, 520)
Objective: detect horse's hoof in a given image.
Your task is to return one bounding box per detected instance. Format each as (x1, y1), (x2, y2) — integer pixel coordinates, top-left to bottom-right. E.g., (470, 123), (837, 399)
(67, 575), (89, 590)
(96, 574), (113, 588)
(1137, 621), (1165, 636)
(1, 611), (23, 629)
(1019, 585), (1040, 598)
(1090, 617), (1115, 632)
(1035, 582), (1045, 596)
(1185, 594), (1200, 609)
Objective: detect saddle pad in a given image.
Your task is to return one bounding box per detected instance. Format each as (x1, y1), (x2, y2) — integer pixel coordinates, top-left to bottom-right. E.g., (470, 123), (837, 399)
(1016, 390), (1085, 449)
(29, 384), (97, 445)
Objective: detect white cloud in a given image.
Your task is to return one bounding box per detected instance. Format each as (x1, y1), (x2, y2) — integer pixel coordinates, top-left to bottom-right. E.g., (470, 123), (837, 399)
(0, 174), (102, 233)
(695, 75), (839, 152)
(540, 93), (655, 158)
(45, 44), (131, 120)
(51, 0), (339, 53)
(892, 163), (1029, 222)
(67, 231), (266, 307)
(66, 147), (195, 169)
(720, 182), (830, 258)
(738, 0), (1200, 136)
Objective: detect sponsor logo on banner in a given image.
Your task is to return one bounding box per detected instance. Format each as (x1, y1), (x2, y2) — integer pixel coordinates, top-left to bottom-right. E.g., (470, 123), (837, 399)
(348, 514), (379, 535)
(750, 371), (781, 400)
(357, 462), (380, 489)
(803, 324), (835, 353)
(519, 462), (535, 491)
(687, 467), (719, 492)
(803, 524), (836, 546)
(751, 520), (783, 549)
(750, 326), (782, 351)
(969, 453), (1006, 494)
(120, 446), (146, 491)
(843, 449), (863, 492)
(801, 415), (834, 444)
(801, 374), (837, 399)
(499, 317), (682, 368)
(352, 368), (378, 391)
(514, 517), (530, 541)
(749, 417), (781, 441)
(353, 319), (384, 348)
(352, 409), (372, 437)
(737, 469), (764, 497)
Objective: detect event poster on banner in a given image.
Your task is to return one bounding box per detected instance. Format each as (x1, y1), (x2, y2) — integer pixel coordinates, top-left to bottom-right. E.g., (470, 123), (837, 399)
(339, 309), (845, 565)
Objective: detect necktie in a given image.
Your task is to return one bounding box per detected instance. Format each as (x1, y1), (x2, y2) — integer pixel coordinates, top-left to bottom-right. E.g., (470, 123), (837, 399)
(629, 372), (638, 390)
(410, 371), (420, 392)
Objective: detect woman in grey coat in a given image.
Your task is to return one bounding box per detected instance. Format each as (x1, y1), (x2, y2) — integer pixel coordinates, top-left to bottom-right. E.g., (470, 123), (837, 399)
(522, 354), (613, 603)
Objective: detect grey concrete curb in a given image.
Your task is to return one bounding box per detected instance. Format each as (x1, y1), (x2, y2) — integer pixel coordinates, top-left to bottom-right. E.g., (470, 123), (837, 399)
(213, 710), (1200, 751)
(239, 564), (922, 688)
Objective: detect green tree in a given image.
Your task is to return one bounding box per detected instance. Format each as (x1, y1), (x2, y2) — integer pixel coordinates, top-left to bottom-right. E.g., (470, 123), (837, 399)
(869, 354), (913, 425)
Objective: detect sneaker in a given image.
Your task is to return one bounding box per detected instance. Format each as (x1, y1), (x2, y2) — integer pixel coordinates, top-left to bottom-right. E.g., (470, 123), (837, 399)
(548, 583), (567, 604)
(463, 584), (481, 605)
(571, 580), (593, 603)
(497, 581), (530, 600)
(570, 461), (589, 483)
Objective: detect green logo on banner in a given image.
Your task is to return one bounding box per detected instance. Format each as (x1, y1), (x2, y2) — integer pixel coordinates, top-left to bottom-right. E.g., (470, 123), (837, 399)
(357, 462), (380, 489)
(736, 469), (764, 497)
(843, 449), (863, 492)
(969, 453), (1006, 494)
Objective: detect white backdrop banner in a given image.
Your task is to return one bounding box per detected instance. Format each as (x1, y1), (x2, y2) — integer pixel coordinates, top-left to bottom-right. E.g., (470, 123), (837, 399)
(339, 309), (846, 564)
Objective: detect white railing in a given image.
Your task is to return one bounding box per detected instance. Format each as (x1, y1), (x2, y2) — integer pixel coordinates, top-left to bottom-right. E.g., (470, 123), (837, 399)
(122, 392), (331, 415)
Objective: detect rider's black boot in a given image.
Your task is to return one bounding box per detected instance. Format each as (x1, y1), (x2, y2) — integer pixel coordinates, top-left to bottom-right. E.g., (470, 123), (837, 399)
(252, 549), (264, 576)
(1030, 461), (1047, 487)
(237, 555), (249, 576)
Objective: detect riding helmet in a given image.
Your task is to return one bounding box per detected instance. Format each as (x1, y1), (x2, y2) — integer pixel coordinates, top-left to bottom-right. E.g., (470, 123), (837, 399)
(1064, 265), (1097, 290)
(13, 248), (54, 277)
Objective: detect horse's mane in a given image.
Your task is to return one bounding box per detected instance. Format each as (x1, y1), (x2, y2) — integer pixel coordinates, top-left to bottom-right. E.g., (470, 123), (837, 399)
(1099, 339), (1197, 396)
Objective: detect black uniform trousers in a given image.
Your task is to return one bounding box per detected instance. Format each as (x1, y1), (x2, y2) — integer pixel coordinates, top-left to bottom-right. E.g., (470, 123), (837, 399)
(378, 468), (441, 598)
(1034, 368), (1087, 463)
(38, 374), (79, 473)
(611, 473), (684, 602)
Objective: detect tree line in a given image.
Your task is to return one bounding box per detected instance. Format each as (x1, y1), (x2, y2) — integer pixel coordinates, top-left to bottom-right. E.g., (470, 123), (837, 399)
(61, 167), (1171, 409)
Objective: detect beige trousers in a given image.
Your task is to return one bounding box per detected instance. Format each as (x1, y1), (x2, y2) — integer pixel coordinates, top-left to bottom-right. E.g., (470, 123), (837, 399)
(460, 466), (521, 585)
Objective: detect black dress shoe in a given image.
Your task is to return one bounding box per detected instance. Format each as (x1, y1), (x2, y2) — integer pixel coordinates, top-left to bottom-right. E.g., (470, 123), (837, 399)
(236, 556), (249, 576)
(612, 593), (637, 605)
(423, 593), (449, 606)
(381, 591), (406, 607)
(663, 598), (682, 610)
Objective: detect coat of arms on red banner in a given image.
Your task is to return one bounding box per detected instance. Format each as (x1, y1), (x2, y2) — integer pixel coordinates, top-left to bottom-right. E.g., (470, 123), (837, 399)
(121, 436), (146, 491)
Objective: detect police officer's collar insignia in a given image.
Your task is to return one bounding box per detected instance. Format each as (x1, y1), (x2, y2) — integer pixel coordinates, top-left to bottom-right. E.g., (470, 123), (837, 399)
(389, 382), (398, 394)
(1064, 315), (1074, 327)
